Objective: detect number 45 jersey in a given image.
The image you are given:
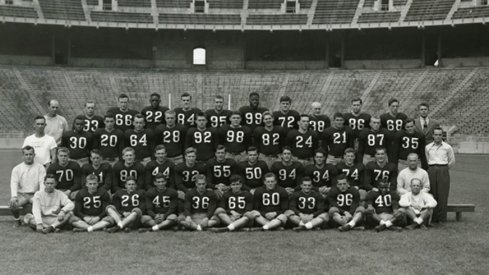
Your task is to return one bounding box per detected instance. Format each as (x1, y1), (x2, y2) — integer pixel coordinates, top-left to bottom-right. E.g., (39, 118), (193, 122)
(145, 187), (179, 217)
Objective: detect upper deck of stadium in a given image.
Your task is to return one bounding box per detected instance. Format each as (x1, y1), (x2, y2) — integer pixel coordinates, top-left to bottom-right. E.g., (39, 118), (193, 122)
(1, 0), (489, 30)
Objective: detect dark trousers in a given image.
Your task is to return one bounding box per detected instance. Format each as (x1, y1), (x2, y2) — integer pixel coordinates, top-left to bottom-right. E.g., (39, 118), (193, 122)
(428, 165), (450, 222)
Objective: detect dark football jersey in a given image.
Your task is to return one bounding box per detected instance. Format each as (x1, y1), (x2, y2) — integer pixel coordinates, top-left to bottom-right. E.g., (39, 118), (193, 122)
(321, 126), (355, 158)
(47, 161), (82, 191)
(238, 105), (268, 129)
(336, 162), (365, 188)
(174, 107), (202, 127)
(394, 130), (427, 165)
(357, 128), (392, 157)
(380, 112), (408, 133)
(343, 112), (371, 138)
(366, 190), (400, 214)
(364, 161), (398, 191)
(304, 163), (338, 188)
(144, 160), (175, 189)
(285, 129), (319, 159)
(107, 107), (139, 133)
(145, 187), (178, 217)
(81, 163), (113, 191)
(154, 124), (187, 157)
(220, 190), (253, 214)
(124, 129), (154, 160)
(206, 158), (237, 186)
(219, 125), (252, 154)
(184, 188), (218, 217)
(185, 127), (219, 161)
(327, 187), (360, 214)
(74, 188), (110, 218)
(273, 110), (300, 129)
(205, 109), (232, 128)
(174, 162), (207, 192)
(61, 130), (94, 160)
(253, 186), (289, 215)
(93, 128), (125, 159)
(289, 190), (326, 216)
(141, 105), (169, 130)
(236, 160), (270, 189)
(270, 161), (304, 189)
(111, 161), (145, 192)
(309, 114), (331, 135)
(112, 189), (146, 213)
(252, 126), (286, 156)
(81, 115), (104, 133)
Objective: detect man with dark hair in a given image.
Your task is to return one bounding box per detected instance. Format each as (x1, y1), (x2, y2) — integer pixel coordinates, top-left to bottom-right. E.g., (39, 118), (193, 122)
(327, 174), (364, 232)
(343, 97), (371, 141)
(144, 144), (175, 189)
(23, 115), (57, 166)
(205, 95), (232, 128)
(238, 92), (268, 130)
(154, 110), (187, 164)
(253, 111), (286, 168)
(285, 114), (319, 166)
(380, 98), (408, 161)
(236, 147), (270, 192)
(93, 113), (125, 166)
(107, 94), (139, 132)
(365, 179), (405, 232)
(124, 114), (155, 165)
(141, 93), (169, 130)
(181, 175), (220, 231)
(393, 118), (427, 170)
(185, 113), (219, 162)
(46, 147), (82, 200)
(206, 145), (237, 199)
(357, 116), (391, 165)
(364, 147), (398, 193)
(270, 147), (304, 194)
(81, 149), (113, 191)
(80, 100), (104, 133)
(174, 92), (202, 127)
(61, 115), (94, 167)
(273, 96), (300, 130)
(219, 111), (252, 162)
(321, 113), (354, 165)
(304, 149), (338, 197)
(415, 103), (440, 144)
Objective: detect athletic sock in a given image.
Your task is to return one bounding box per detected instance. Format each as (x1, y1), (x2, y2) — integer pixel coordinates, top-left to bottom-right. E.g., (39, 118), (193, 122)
(152, 225), (159, 231)
(87, 226), (93, 232)
(379, 220), (386, 225)
(305, 222), (313, 230)
(262, 225), (269, 230)
(347, 221), (356, 227)
(196, 225), (202, 231)
(385, 220), (393, 228)
(227, 224), (236, 231)
(299, 221), (305, 227)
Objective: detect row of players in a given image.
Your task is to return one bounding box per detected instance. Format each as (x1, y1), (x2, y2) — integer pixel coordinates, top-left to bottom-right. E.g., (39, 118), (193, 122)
(23, 169), (437, 234)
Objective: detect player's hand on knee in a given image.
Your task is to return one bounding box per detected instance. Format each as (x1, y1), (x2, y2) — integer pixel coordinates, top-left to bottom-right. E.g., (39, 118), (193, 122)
(177, 191), (186, 200)
(58, 211), (66, 221)
(265, 212), (277, 220)
(201, 218), (209, 227)
(9, 197), (18, 208)
(91, 217), (100, 224)
(155, 214), (164, 223)
(344, 211), (353, 219)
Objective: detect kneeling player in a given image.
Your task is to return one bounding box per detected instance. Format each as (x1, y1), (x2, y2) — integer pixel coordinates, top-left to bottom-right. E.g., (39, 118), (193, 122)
(213, 175), (253, 232)
(140, 173), (179, 232)
(365, 179), (405, 232)
(248, 173), (289, 231)
(286, 177), (328, 231)
(106, 176), (146, 232)
(399, 178), (437, 230)
(71, 174), (113, 232)
(327, 174), (364, 232)
(180, 175), (220, 231)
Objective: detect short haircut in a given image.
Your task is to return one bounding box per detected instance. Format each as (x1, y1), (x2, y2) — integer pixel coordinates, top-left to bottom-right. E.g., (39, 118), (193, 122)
(249, 92), (259, 98)
(404, 118), (415, 127)
(375, 147), (387, 154)
(336, 174), (348, 183)
(229, 174), (242, 184)
(126, 175), (136, 183)
(48, 99), (58, 106)
(57, 147), (70, 155)
(282, 146), (292, 153)
(246, 146), (258, 153)
(351, 97), (362, 104)
(154, 172), (167, 181)
(344, 148), (356, 155)
(185, 147), (197, 156)
(230, 111), (241, 117)
(122, 147), (135, 155)
(74, 115), (85, 121)
(311, 102), (321, 108)
(181, 92), (191, 99)
(418, 102), (429, 109)
(45, 173), (57, 182)
(302, 176), (312, 183)
(315, 149), (327, 156)
(150, 93), (160, 98)
(333, 112), (344, 120)
(196, 112), (206, 118)
(410, 178), (422, 185)
(118, 94), (129, 100)
(34, 115), (45, 121)
(433, 127), (443, 134)
(388, 98), (399, 106)
(280, 96), (291, 103)
(154, 144), (166, 152)
(90, 149), (101, 156)
(85, 100), (95, 106)
(262, 111), (274, 119)
(165, 110), (176, 116)
(215, 95), (224, 100)
(263, 172), (276, 181)
(86, 174), (98, 182)
(134, 114), (145, 121)
(104, 113), (115, 120)
(407, 152), (419, 159)
(22, 145), (35, 153)
(216, 144), (226, 151)
(300, 114), (310, 120)
(196, 174), (206, 182)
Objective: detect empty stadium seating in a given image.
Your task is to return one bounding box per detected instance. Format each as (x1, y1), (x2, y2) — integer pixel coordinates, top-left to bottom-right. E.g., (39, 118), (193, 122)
(248, 0), (284, 9)
(299, 0), (313, 9)
(313, 0), (359, 24)
(158, 13), (241, 25)
(246, 14), (308, 25)
(0, 5), (38, 18)
(91, 11), (153, 23)
(404, 0), (454, 22)
(39, 0), (85, 21)
(156, 0), (190, 8)
(117, 0), (151, 7)
(452, 6), (489, 19)
(208, 0), (243, 9)
(357, 11), (401, 23)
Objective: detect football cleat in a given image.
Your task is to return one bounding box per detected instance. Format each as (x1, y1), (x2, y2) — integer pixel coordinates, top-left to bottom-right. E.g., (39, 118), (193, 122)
(338, 224), (352, 232)
(375, 224), (386, 232)
(106, 226), (120, 233)
(73, 228), (87, 233)
(388, 226), (403, 232)
(138, 228), (152, 233)
(42, 226), (55, 234)
(208, 227), (229, 233)
(405, 224), (417, 230)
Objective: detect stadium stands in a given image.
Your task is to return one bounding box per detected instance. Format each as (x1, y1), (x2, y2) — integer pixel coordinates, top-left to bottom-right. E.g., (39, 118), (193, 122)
(91, 11), (154, 23)
(313, 0), (359, 24)
(357, 11), (401, 23)
(363, 0), (375, 8)
(452, 6), (489, 19)
(404, 0), (454, 22)
(158, 13), (241, 25)
(393, 0), (407, 5)
(0, 5), (38, 19)
(117, 0), (152, 7)
(246, 14), (308, 25)
(248, 0), (284, 9)
(208, 0), (243, 9)
(86, 0), (98, 5)
(299, 0), (313, 9)
(156, 0), (191, 8)
(38, 0), (86, 21)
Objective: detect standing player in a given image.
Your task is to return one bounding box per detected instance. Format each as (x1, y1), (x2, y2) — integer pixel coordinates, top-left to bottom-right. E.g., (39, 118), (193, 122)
(61, 115), (94, 167)
(93, 113), (124, 166)
(308, 102), (330, 136)
(81, 149), (113, 191)
(415, 103), (440, 144)
(357, 116), (391, 165)
(23, 116), (57, 166)
(236, 147), (269, 192)
(10, 146), (46, 227)
(399, 178), (437, 230)
(205, 95), (232, 128)
(252, 111), (286, 168)
(327, 174), (364, 232)
(141, 93), (169, 130)
(124, 114), (154, 165)
(336, 148), (366, 196)
(144, 145), (175, 190)
(154, 110), (187, 164)
(321, 113), (354, 165)
(285, 115), (319, 165)
(219, 112), (252, 162)
(44, 99), (69, 145)
(107, 94), (139, 133)
(206, 145), (237, 198)
(364, 147), (398, 192)
(304, 149), (338, 197)
(106, 176), (146, 232)
(380, 98), (408, 161)
(273, 96), (300, 130)
(174, 92), (202, 127)
(46, 147), (82, 200)
(365, 179), (405, 232)
(286, 177), (329, 231)
(181, 175), (220, 231)
(174, 147), (208, 196)
(248, 173), (289, 231)
(343, 98), (371, 144)
(185, 114), (219, 162)
(393, 119), (427, 170)
(270, 147), (304, 194)
(70, 174), (113, 232)
(140, 173), (179, 232)
(112, 147), (145, 192)
(238, 92), (268, 130)
(212, 175), (254, 232)
(80, 100), (104, 133)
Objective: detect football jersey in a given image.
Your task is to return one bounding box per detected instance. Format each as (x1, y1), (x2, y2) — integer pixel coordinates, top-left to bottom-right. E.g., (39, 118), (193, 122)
(93, 128), (125, 159)
(184, 188), (218, 217)
(252, 126), (286, 156)
(107, 107), (139, 133)
(174, 107), (202, 127)
(111, 161), (146, 192)
(174, 162), (207, 192)
(154, 124), (187, 157)
(81, 163), (113, 191)
(336, 162), (365, 188)
(289, 190), (326, 216)
(366, 190), (400, 214)
(273, 110), (300, 130)
(321, 126), (355, 158)
(343, 112), (371, 138)
(141, 105), (169, 130)
(364, 161), (398, 191)
(144, 159), (175, 189)
(270, 161), (304, 189)
(304, 163), (338, 188)
(309, 114), (331, 135)
(285, 129), (319, 159)
(219, 125), (252, 154)
(205, 109), (232, 128)
(394, 130), (427, 164)
(236, 160), (270, 189)
(206, 158), (237, 186)
(145, 187), (178, 217)
(47, 161), (82, 191)
(124, 129), (154, 160)
(380, 112), (408, 133)
(220, 190), (253, 214)
(238, 105), (268, 129)
(253, 186), (289, 215)
(81, 115), (104, 133)
(327, 186), (360, 214)
(61, 130), (94, 160)
(111, 189), (146, 213)
(74, 187), (110, 218)
(357, 128), (392, 157)
(185, 127), (219, 161)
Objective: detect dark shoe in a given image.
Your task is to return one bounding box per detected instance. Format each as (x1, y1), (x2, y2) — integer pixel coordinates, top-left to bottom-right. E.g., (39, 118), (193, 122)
(338, 224), (352, 232)
(388, 226), (403, 232)
(405, 224), (417, 230)
(375, 224), (386, 232)
(208, 227), (229, 233)
(106, 226), (120, 233)
(73, 228), (86, 233)
(42, 226), (55, 234)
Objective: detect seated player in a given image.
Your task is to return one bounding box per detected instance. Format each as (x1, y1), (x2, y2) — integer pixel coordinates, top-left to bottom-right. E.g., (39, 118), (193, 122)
(286, 177), (328, 231)
(47, 147), (82, 200)
(24, 174), (74, 233)
(365, 179), (405, 232)
(399, 178), (437, 230)
(140, 173), (179, 232)
(270, 146), (304, 195)
(304, 149), (338, 198)
(327, 174), (364, 232)
(106, 176), (146, 232)
(248, 173), (289, 231)
(206, 145), (238, 199)
(180, 175), (220, 231)
(212, 175), (254, 232)
(236, 146), (270, 193)
(70, 174), (113, 232)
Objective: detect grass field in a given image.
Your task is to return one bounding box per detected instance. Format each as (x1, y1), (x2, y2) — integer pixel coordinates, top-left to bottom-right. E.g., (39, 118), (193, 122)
(0, 150), (488, 274)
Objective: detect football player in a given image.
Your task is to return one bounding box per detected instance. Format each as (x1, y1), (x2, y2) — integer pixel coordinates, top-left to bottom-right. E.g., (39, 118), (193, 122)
(399, 178), (437, 230)
(321, 113), (355, 165)
(363, 147), (398, 192)
(107, 93), (139, 132)
(365, 179), (405, 232)
(205, 95), (232, 128)
(327, 174), (364, 232)
(93, 113), (124, 166)
(252, 111), (286, 168)
(357, 116), (391, 165)
(285, 114), (319, 166)
(393, 118), (427, 170)
(380, 98), (408, 161)
(81, 149), (112, 191)
(174, 92), (202, 127)
(343, 98), (371, 144)
(61, 115), (94, 167)
(144, 145), (175, 190)
(219, 112), (252, 162)
(303, 149), (338, 197)
(270, 146), (304, 194)
(308, 102), (330, 136)
(336, 148), (366, 198)
(174, 147), (208, 198)
(273, 96), (300, 130)
(238, 92), (268, 130)
(124, 114), (154, 165)
(236, 146), (269, 192)
(80, 100), (104, 133)
(185, 113), (219, 162)
(141, 93), (169, 130)
(46, 147), (82, 200)
(112, 147), (145, 192)
(154, 110), (187, 164)
(206, 145), (237, 199)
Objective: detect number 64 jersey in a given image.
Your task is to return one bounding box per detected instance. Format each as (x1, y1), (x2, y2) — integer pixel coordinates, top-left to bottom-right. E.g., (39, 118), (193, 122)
(327, 186), (360, 214)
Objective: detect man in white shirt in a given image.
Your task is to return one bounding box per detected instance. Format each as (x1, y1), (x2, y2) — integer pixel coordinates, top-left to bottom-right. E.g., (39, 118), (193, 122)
(23, 116), (57, 166)
(425, 127), (455, 223)
(397, 153), (430, 195)
(399, 178), (437, 230)
(44, 99), (69, 145)
(10, 146), (46, 227)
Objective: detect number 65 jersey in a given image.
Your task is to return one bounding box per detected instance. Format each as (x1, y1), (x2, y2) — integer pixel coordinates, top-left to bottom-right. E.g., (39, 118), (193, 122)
(327, 186), (360, 214)
(220, 190), (253, 215)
